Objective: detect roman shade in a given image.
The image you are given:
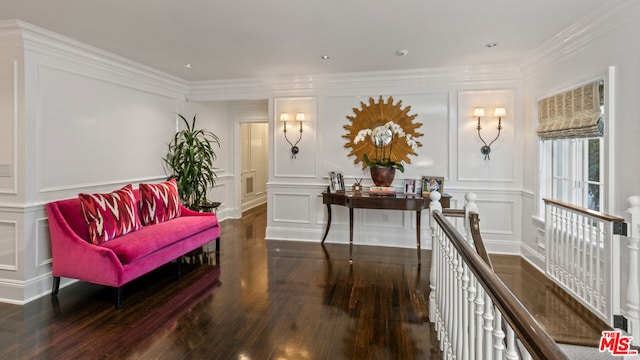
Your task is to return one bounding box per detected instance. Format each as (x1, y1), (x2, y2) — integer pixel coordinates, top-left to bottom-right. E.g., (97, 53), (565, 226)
(536, 81), (603, 140)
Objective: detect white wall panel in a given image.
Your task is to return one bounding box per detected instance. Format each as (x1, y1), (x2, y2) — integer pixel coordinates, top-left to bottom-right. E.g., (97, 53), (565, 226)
(272, 193), (311, 224)
(35, 218), (50, 268)
(0, 220), (17, 271)
(457, 90), (516, 182)
(36, 65), (177, 191)
(322, 93), (450, 183)
(474, 199), (515, 235)
(273, 97), (317, 178)
(362, 209), (406, 230)
(0, 60), (18, 194)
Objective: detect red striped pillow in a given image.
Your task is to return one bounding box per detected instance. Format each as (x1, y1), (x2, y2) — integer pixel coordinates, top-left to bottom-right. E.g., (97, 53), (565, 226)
(139, 179), (181, 225)
(79, 184), (142, 245)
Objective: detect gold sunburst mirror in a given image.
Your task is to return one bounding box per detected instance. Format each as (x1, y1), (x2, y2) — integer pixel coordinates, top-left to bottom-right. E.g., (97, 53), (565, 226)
(343, 96), (423, 170)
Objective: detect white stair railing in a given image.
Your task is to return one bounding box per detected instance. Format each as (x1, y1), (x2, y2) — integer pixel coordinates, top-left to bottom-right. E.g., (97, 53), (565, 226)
(429, 192), (567, 360)
(544, 198), (625, 324)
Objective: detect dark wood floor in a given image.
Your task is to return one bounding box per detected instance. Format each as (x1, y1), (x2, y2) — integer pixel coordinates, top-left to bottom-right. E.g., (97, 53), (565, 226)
(0, 204), (608, 359)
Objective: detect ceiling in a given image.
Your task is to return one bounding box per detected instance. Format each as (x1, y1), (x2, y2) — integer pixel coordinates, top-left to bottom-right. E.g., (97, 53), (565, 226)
(0, 0), (611, 82)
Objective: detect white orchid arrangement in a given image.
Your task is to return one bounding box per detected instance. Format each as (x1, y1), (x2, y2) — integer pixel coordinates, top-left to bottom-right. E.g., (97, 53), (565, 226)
(353, 121), (419, 172)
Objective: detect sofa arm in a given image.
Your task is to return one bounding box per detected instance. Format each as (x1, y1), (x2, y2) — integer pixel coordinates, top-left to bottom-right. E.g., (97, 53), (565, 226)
(46, 202), (125, 286)
(179, 205), (219, 221)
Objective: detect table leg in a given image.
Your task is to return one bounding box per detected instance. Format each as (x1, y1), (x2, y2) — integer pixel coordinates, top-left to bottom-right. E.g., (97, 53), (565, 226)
(416, 210), (421, 265)
(322, 203), (332, 243)
(349, 207), (354, 264)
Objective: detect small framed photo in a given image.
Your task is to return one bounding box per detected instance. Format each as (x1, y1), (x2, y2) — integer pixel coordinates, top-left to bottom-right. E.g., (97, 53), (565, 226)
(329, 171), (345, 192)
(404, 179), (417, 194)
(421, 176), (444, 196)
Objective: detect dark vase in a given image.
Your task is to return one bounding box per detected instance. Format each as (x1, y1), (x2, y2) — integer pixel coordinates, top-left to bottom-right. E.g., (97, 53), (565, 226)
(370, 167), (396, 187)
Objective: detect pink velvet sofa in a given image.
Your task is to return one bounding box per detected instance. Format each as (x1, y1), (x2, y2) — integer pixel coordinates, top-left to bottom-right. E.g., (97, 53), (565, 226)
(45, 189), (221, 309)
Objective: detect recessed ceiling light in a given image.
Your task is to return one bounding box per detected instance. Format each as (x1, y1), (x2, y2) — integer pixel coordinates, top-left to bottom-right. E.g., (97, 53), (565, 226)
(321, 55), (330, 60)
(485, 42), (498, 48)
(396, 49), (409, 56)
(184, 63), (192, 68)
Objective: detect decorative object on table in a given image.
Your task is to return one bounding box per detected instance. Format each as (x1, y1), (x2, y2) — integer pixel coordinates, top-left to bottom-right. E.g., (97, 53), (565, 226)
(343, 96), (423, 186)
(473, 107), (506, 160)
(280, 112), (306, 158)
(163, 114), (221, 210)
(352, 178), (363, 195)
(404, 179), (417, 195)
(329, 171), (345, 192)
(421, 176), (444, 196)
(369, 186), (397, 196)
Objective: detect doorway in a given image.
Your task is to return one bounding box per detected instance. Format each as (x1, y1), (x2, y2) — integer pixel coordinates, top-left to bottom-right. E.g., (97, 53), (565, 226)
(240, 122), (268, 212)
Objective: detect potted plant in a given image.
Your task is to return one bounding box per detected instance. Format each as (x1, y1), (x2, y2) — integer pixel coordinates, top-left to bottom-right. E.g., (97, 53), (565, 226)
(343, 96), (423, 187)
(356, 121), (417, 186)
(163, 114), (220, 210)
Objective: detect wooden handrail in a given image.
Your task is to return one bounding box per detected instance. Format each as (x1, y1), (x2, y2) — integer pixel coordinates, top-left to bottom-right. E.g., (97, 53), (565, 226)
(468, 212), (493, 269)
(543, 198), (624, 223)
(433, 211), (569, 360)
(442, 208), (465, 217)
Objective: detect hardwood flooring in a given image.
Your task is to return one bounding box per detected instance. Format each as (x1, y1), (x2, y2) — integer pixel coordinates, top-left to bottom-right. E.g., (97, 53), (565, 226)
(0, 204), (608, 359)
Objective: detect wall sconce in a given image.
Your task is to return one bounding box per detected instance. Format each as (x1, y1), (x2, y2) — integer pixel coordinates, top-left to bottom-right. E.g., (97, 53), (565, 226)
(474, 107), (505, 160)
(280, 112), (306, 158)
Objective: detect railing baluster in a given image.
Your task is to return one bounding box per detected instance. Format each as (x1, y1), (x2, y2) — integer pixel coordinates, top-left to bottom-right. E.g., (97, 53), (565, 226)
(625, 196), (640, 345)
(560, 208), (568, 285)
(430, 192), (442, 321)
(580, 215), (588, 300)
(465, 192), (478, 244)
(567, 213), (578, 291)
(493, 310), (505, 358)
(483, 292), (494, 359)
(588, 219), (595, 306)
(475, 283), (485, 358)
(446, 239), (455, 358)
(430, 196), (569, 359)
(461, 265), (470, 360)
(467, 269), (476, 360)
(504, 327), (518, 360)
(594, 221), (602, 312)
(543, 198), (624, 324)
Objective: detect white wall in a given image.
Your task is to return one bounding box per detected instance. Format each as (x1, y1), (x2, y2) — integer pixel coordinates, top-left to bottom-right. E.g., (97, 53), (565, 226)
(518, 2), (640, 323)
(0, 20), (187, 304)
(267, 80), (522, 252)
(189, 71), (524, 252)
(520, 2), (640, 269)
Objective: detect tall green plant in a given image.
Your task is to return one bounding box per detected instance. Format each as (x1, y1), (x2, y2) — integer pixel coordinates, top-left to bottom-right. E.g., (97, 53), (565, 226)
(163, 114), (220, 210)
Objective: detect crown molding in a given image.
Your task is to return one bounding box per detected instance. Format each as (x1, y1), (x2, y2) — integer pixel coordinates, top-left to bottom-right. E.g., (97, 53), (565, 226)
(188, 64), (522, 101)
(519, 0), (640, 76)
(0, 19), (25, 48)
(0, 19), (189, 98)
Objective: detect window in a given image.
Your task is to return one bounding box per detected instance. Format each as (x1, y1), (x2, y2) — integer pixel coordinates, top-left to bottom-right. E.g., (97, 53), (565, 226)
(544, 137), (603, 211)
(539, 79), (605, 214)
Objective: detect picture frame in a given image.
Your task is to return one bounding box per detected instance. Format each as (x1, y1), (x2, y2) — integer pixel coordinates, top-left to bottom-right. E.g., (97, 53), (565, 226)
(329, 171), (345, 192)
(421, 176), (444, 196)
(404, 179), (417, 195)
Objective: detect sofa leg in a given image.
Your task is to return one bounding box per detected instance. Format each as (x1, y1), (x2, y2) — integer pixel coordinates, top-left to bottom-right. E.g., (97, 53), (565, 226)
(51, 276), (60, 296)
(177, 258), (181, 278)
(115, 287), (123, 309)
(215, 237), (220, 253)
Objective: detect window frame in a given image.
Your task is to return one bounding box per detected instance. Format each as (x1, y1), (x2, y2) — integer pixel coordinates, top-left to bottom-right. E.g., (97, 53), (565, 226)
(537, 72), (613, 217)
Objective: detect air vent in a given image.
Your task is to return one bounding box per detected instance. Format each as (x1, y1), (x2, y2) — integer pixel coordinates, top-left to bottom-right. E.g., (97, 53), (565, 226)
(246, 177), (254, 195)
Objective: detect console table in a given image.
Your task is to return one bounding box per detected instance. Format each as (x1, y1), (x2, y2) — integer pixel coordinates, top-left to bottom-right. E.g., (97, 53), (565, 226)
(322, 189), (451, 264)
